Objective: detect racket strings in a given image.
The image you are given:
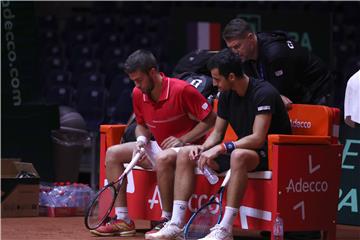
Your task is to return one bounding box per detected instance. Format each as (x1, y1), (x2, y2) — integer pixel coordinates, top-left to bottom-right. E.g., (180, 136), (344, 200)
(86, 186), (116, 229)
(85, 150), (143, 230)
(185, 202), (221, 240)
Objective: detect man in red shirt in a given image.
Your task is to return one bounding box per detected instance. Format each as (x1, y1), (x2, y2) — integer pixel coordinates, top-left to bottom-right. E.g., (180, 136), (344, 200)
(90, 49), (216, 237)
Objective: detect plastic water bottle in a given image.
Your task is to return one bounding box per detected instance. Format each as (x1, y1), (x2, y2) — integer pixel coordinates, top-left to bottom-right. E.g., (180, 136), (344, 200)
(77, 183), (88, 209)
(72, 183), (83, 208)
(273, 212), (284, 239)
(202, 165), (219, 185)
(66, 182), (76, 207)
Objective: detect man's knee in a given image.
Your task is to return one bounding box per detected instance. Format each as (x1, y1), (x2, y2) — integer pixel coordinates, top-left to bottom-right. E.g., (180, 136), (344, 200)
(177, 147), (194, 167)
(156, 150), (176, 170)
(105, 144), (130, 166)
(230, 149), (257, 171)
(105, 146), (118, 166)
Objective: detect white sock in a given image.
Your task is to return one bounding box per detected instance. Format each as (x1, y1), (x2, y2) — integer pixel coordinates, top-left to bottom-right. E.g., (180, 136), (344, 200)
(219, 206), (238, 233)
(161, 210), (172, 220)
(170, 200), (187, 227)
(115, 207), (131, 224)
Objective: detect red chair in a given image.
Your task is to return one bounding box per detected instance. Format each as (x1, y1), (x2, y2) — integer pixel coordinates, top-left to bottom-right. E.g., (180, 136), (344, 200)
(99, 104), (342, 240)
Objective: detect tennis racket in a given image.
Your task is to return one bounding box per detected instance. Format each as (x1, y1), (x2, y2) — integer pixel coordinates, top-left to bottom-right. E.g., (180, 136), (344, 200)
(183, 170), (231, 240)
(84, 148), (144, 230)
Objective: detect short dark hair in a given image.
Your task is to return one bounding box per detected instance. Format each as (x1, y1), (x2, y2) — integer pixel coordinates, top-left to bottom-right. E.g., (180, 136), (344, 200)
(207, 48), (244, 78)
(222, 18), (253, 41)
(124, 49), (158, 74)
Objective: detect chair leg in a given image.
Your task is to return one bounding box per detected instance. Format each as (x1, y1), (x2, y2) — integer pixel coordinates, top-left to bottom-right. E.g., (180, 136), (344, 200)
(323, 227), (336, 240)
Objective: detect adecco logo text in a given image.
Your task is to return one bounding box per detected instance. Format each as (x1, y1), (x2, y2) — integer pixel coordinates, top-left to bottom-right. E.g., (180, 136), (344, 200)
(2, 1), (22, 106)
(290, 119), (312, 129)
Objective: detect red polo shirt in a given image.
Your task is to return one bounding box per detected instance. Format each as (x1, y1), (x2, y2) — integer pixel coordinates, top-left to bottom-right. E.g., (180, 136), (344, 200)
(132, 73), (212, 145)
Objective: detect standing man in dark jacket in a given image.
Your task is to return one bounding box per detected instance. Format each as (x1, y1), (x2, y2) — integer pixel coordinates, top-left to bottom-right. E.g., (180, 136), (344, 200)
(223, 18), (334, 109)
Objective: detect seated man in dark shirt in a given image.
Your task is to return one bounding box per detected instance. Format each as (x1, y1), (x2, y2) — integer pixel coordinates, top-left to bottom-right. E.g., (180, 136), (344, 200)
(146, 49), (291, 240)
(223, 18), (334, 108)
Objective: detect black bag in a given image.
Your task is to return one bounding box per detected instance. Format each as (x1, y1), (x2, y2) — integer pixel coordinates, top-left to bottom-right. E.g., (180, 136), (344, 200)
(173, 49), (219, 101)
(121, 118), (137, 143)
(175, 72), (217, 103)
(173, 49), (217, 76)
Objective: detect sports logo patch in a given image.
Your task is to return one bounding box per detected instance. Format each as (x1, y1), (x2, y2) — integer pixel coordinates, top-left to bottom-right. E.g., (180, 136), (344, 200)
(202, 102), (209, 110)
(258, 105), (271, 111)
(286, 40), (294, 49)
(274, 70), (283, 77)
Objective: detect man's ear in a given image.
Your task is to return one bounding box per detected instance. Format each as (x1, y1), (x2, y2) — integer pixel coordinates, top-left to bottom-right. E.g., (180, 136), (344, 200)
(228, 72), (236, 82)
(149, 67), (156, 77)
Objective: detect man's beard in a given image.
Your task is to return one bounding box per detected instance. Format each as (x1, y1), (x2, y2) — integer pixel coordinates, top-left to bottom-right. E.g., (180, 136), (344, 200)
(143, 76), (155, 95)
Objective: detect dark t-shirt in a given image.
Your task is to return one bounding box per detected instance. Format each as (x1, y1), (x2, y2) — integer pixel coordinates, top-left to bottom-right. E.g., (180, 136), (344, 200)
(217, 77), (291, 149)
(244, 32), (333, 105)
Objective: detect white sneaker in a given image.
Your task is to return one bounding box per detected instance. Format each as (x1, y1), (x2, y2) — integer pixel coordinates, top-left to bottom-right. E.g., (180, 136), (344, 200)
(145, 221), (183, 240)
(198, 224), (233, 240)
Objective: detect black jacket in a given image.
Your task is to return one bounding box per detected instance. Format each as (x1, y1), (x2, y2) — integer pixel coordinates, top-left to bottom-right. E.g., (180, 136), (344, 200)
(244, 31), (333, 105)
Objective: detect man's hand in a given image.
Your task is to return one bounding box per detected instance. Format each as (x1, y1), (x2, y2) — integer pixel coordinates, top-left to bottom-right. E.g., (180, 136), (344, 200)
(188, 145), (204, 161)
(135, 136), (147, 163)
(280, 95), (293, 110)
(132, 146), (147, 163)
(135, 140), (146, 151)
(161, 136), (184, 149)
(198, 145), (222, 170)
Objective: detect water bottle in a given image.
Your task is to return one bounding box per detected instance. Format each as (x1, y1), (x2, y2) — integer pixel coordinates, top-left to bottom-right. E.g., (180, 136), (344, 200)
(81, 184), (93, 209)
(72, 183), (82, 208)
(273, 212), (284, 239)
(202, 165), (219, 185)
(77, 183), (88, 210)
(66, 182), (76, 208)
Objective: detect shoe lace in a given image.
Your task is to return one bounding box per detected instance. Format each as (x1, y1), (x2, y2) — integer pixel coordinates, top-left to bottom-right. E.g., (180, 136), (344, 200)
(154, 220), (168, 230)
(152, 217), (169, 229)
(158, 221), (181, 235)
(207, 224), (230, 239)
(106, 217), (118, 225)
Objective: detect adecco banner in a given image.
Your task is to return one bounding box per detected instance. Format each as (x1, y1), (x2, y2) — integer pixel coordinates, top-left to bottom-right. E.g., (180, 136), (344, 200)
(338, 123), (360, 226)
(1, 1), (40, 110)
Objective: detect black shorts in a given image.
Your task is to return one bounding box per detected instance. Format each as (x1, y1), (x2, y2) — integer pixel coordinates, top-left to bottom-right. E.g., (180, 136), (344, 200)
(214, 144), (268, 173)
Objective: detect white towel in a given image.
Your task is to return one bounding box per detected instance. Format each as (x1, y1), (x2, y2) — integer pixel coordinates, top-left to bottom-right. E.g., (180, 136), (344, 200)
(344, 69), (360, 126)
(144, 141), (181, 168)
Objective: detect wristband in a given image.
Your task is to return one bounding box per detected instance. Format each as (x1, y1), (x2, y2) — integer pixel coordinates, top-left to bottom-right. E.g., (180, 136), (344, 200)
(224, 141), (236, 153)
(136, 135), (148, 145)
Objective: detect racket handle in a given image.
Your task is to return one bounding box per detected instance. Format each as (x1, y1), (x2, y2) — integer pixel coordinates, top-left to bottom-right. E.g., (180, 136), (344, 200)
(203, 166), (219, 185)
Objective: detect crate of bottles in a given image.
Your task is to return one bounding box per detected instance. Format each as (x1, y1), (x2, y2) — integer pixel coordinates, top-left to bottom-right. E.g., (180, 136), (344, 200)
(39, 182), (94, 217)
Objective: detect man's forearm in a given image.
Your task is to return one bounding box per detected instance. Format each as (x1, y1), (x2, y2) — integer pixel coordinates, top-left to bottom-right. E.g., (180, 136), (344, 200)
(135, 124), (152, 140)
(202, 130), (223, 151)
(233, 133), (266, 150)
(179, 112), (216, 144)
(179, 121), (212, 144)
